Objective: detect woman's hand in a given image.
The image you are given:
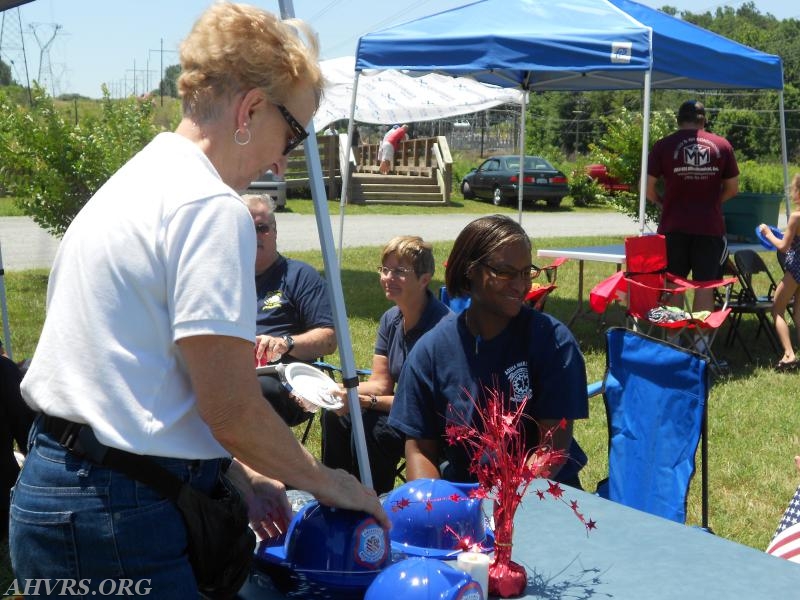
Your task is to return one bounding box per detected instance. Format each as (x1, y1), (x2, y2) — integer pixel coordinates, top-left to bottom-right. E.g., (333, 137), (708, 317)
(327, 386), (348, 416)
(313, 467), (390, 530)
(227, 459), (291, 541)
(246, 475), (292, 540)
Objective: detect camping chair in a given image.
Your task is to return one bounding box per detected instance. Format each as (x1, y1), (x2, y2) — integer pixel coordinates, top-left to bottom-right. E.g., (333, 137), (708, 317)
(594, 327), (709, 527)
(723, 249), (781, 358)
(313, 360), (408, 485)
(589, 234), (735, 375)
(525, 256), (567, 311)
(439, 257), (567, 313)
(438, 286), (471, 313)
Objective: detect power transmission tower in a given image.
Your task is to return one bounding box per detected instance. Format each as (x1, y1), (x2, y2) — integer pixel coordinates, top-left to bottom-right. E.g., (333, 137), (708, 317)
(0, 7), (32, 102)
(29, 22), (61, 97)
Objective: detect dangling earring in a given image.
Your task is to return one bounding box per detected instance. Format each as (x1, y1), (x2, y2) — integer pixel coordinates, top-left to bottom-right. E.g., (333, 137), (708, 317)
(234, 124), (251, 146)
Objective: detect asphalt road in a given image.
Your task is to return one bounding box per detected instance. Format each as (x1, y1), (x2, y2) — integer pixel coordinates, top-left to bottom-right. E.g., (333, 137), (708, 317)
(0, 211), (645, 272)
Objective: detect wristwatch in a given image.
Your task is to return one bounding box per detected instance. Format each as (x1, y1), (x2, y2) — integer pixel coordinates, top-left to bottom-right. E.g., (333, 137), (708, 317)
(281, 334), (295, 353)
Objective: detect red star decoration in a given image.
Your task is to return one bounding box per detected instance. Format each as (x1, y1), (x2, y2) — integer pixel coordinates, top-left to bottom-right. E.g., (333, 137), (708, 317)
(547, 481), (564, 499)
(391, 497), (410, 512)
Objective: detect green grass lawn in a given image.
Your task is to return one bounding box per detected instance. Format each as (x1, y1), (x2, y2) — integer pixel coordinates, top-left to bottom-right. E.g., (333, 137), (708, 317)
(2, 231), (798, 588)
(0, 197), (27, 217)
(280, 194), (612, 216)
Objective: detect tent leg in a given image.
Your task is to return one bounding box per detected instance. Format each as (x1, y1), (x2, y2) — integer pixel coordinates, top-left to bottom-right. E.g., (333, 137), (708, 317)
(304, 138), (373, 489)
(701, 401), (709, 531)
(517, 91), (527, 224)
(637, 70), (653, 235)
(280, 0), (373, 488)
(778, 91), (790, 219)
(0, 241), (12, 360)
(339, 72), (361, 263)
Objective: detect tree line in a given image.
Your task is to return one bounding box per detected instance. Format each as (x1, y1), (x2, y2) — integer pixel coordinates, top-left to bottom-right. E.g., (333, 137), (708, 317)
(523, 2), (800, 163)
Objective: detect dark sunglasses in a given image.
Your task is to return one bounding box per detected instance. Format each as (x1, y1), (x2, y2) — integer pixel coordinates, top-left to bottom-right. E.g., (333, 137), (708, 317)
(254, 223), (272, 235)
(276, 104), (309, 155)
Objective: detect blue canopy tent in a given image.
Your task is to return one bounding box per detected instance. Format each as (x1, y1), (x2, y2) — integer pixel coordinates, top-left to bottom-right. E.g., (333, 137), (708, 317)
(342, 0), (788, 226)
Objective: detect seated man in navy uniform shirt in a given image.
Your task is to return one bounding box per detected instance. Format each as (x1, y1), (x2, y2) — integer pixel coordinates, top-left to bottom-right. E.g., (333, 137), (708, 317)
(244, 194), (337, 426)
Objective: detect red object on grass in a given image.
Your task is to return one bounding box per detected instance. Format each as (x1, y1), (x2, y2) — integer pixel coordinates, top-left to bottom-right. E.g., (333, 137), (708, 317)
(585, 163), (630, 193)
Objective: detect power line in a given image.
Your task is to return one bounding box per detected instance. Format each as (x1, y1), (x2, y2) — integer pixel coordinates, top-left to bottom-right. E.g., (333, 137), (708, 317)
(306, 0), (346, 22)
(0, 7), (31, 102)
(28, 21), (60, 96)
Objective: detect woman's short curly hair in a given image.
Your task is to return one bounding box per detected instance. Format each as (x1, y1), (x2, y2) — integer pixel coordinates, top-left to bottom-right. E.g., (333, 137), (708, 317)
(445, 214), (531, 299)
(178, 2), (324, 122)
(381, 236), (435, 277)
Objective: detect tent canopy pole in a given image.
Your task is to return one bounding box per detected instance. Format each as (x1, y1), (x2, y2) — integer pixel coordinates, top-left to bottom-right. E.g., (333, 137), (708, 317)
(338, 70), (361, 263)
(778, 90), (790, 219)
(517, 89), (528, 225)
(638, 69), (653, 234)
(0, 242), (12, 359)
(279, 0), (373, 488)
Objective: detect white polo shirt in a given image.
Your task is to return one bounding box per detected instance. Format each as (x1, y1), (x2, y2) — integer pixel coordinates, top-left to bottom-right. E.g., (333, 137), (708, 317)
(22, 132), (257, 459)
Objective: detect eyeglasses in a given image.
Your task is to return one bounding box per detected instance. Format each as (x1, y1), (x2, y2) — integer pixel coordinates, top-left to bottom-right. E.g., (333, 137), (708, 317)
(276, 104), (309, 155)
(377, 266), (414, 279)
(480, 261), (541, 282)
(254, 223), (272, 235)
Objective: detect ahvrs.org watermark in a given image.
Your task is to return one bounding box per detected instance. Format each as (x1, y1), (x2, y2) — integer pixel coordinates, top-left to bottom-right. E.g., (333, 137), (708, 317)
(4, 579), (152, 596)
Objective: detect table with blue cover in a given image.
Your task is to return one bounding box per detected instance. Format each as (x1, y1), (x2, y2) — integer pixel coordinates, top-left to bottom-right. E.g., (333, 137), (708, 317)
(537, 242), (765, 326)
(236, 480), (800, 599)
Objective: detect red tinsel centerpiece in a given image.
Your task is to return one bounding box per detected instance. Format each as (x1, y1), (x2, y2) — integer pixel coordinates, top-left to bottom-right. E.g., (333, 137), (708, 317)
(445, 386), (595, 598)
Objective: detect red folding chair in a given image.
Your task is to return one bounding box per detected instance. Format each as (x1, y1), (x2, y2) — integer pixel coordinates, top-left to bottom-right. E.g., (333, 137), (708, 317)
(590, 235), (736, 374)
(525, 257), (567, 311)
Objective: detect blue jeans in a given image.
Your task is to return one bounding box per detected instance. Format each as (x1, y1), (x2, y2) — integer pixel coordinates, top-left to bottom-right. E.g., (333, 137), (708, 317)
(9, 419), (225, 598)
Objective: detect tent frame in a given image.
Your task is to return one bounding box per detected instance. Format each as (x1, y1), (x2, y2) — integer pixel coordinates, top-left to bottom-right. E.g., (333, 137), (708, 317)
(279, 0), (373, 487)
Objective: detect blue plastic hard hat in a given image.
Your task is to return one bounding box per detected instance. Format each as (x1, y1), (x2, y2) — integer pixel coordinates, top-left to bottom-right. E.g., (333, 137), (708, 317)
(254, 500), (389, 598)
(365, 557), (484, 600)
(383, 479), (493, 560)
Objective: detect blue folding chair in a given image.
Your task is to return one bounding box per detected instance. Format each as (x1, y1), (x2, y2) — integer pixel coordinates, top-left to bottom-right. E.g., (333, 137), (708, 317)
(594, 327), (709, 528)
(439, 286), (471, 313)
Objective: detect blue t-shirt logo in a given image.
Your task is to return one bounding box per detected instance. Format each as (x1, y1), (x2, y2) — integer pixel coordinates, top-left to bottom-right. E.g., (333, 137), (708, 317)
(261, 290), (284, 311)
(505, 361), (530, 404)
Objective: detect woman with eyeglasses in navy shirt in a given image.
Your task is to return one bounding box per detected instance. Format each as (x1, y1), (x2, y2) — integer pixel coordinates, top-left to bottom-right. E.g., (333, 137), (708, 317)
(389, 215), (589, 489)
(323, 236), (451, 493)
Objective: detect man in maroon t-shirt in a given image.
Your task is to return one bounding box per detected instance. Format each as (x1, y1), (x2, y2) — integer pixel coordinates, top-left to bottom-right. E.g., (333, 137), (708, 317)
(646, 99), (739, 313)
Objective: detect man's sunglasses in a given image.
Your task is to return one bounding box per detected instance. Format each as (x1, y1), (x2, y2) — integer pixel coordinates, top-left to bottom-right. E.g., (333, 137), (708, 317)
(276, 104), (309, 155)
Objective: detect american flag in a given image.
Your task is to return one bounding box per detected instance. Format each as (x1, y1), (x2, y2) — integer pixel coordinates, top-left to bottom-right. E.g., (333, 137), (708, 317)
(766, 483), (800, 563)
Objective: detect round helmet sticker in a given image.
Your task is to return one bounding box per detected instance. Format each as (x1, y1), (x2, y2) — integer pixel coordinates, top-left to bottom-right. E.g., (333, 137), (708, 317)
(354, 518), (388, 568)
(455, 580), (484, 600)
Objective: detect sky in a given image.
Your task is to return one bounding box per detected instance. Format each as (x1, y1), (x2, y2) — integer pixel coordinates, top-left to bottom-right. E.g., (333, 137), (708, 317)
(2, 0), (797, 99)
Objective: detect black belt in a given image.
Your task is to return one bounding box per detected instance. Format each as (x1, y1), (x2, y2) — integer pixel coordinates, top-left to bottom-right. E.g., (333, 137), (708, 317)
(40, 414), (113, 465)
(39, 414), (185, 501)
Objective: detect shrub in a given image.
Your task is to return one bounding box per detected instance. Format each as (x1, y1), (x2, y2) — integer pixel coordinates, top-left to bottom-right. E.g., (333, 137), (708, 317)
(736, 159), (786, 194)
(589, 107), (675, 226)
(451, 150), (483, 184)
(567, 165), (606, 207)
(0, 85), (159, 237)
